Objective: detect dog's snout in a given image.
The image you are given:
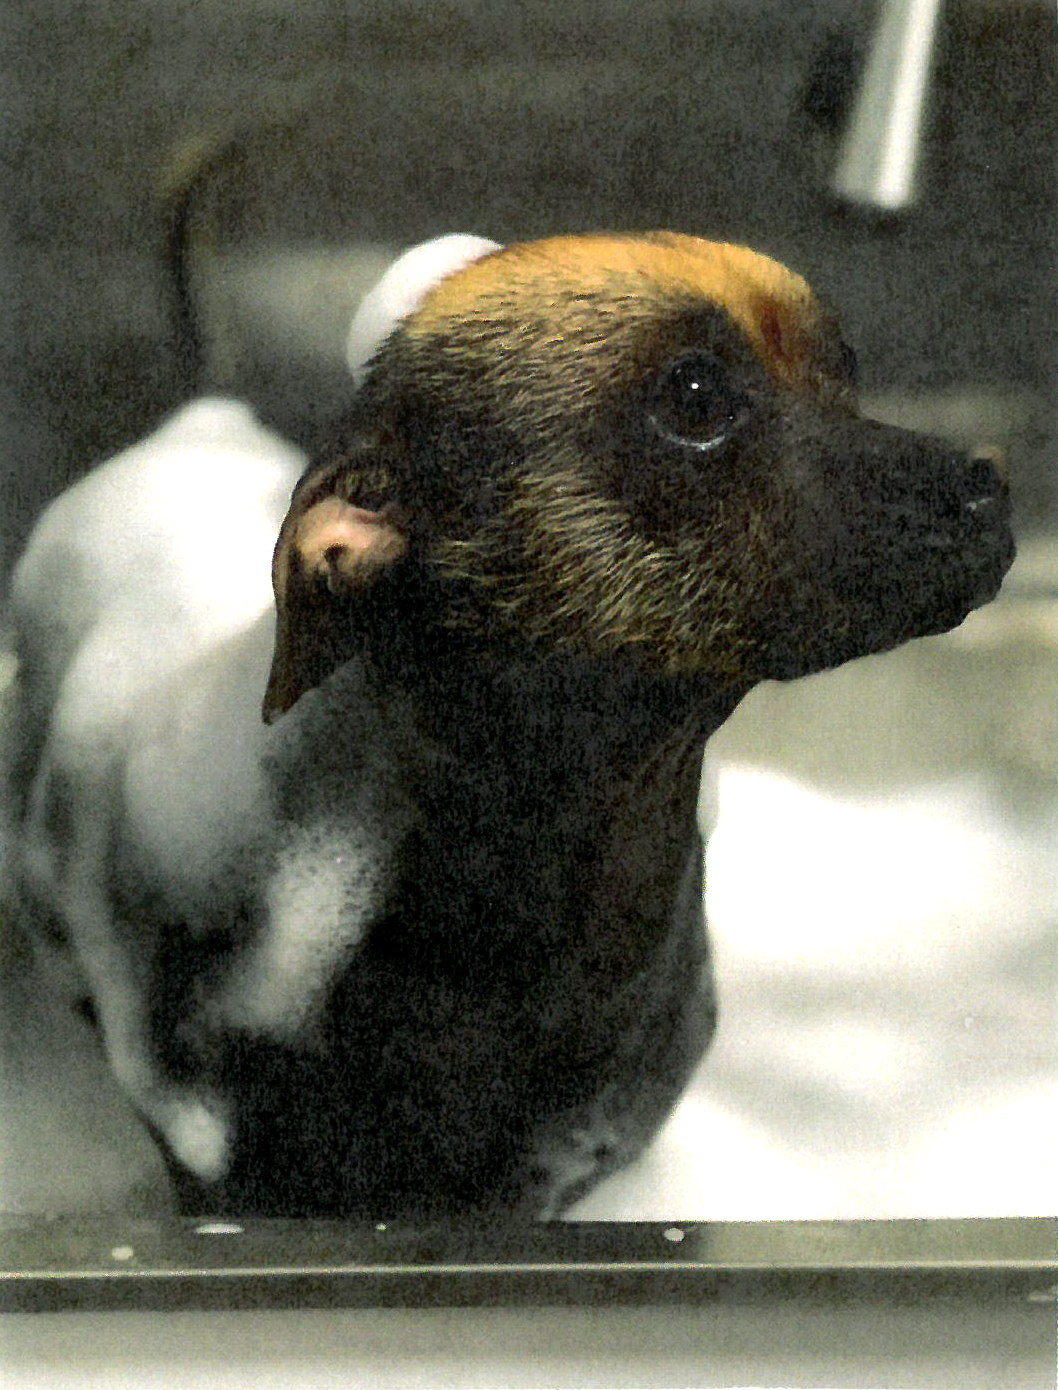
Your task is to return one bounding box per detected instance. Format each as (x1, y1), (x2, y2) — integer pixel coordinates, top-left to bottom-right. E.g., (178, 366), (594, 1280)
(793, 415), (1006, 521)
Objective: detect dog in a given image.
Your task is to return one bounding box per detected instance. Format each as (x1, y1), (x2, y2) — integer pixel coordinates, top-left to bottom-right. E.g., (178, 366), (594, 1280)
(1, 231), (1015, 1217)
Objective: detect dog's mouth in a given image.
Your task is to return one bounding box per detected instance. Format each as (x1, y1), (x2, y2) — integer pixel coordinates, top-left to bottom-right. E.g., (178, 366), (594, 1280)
(921, 453), (1014, 579)
(911, 495), (1015, 635)
(864, 484), (1014, 645)
(756, 425), (1017, 680)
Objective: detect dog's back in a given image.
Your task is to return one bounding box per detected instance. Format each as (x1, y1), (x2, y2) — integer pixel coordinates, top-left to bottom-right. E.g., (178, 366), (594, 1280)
(5, 399), (300, 864)
(1, 401), (310, 1182)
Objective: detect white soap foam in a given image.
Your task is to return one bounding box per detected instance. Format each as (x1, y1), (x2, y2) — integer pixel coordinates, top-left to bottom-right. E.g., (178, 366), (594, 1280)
(346, 233), (501, 385)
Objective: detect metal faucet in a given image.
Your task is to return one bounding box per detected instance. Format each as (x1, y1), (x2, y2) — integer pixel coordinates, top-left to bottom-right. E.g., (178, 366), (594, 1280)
(831, 0), (945, 212)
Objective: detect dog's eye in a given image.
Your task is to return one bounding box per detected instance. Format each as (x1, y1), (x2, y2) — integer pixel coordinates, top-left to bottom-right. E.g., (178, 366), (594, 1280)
(649, 353), (751, 453)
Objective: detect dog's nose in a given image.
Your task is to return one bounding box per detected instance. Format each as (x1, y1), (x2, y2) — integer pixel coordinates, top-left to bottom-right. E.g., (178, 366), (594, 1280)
(968, 443), (1010, 486)
(957, 450), (1008, 511)
(927, 449), (1008, 523)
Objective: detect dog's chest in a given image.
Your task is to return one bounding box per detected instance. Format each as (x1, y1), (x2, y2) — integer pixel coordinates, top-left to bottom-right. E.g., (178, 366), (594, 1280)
(167, 662), (714, 1215)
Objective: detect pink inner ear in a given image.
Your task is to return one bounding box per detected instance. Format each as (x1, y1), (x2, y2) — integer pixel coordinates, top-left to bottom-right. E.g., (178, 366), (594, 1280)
(295, 498), (407, 589)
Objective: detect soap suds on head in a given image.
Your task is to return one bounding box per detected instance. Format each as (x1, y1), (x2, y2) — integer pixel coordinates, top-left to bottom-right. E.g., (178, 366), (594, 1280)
(346, 234), (501, 385)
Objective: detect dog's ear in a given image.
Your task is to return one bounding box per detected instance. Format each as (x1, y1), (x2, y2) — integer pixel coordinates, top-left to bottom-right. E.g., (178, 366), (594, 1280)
(263, 457), (408, 723)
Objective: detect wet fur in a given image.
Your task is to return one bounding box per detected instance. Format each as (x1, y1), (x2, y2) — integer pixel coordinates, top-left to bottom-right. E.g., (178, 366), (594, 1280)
(2, 234), (1014, 1216)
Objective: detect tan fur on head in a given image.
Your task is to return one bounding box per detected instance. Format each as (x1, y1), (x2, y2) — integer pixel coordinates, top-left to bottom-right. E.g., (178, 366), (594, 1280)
(412, 234), (840, 399)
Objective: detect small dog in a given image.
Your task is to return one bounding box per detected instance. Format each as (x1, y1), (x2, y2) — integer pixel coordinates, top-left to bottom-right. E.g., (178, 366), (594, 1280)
(2, 232), (1014, 1217)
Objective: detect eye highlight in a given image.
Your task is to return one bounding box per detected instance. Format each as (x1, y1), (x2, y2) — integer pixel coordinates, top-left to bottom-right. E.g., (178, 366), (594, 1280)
(649, 352), (752, 453)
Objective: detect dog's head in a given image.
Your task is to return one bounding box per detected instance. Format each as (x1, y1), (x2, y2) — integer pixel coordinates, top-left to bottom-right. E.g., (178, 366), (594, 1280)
(264, 232), (1014, 721)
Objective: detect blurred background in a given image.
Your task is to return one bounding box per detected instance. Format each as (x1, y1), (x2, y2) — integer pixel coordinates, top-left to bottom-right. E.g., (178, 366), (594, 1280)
(1, 0), (1055, 1220)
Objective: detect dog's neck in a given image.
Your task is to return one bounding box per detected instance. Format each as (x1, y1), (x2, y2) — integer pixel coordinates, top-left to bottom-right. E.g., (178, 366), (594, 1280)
(363, 609), (740, 797)
(269, 576), (746, 990)
(337, 613), (741, 965)
(326, 559), (743, 772)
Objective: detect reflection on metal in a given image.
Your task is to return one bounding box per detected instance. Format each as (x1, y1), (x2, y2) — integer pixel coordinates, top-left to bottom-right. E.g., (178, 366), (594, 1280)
(0, 1216), (1054, 1313)
(831, 0), (944, 212)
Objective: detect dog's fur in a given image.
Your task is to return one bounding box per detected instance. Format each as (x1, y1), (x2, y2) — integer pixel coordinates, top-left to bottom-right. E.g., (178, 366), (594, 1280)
(1, 233), (1014, 1217)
